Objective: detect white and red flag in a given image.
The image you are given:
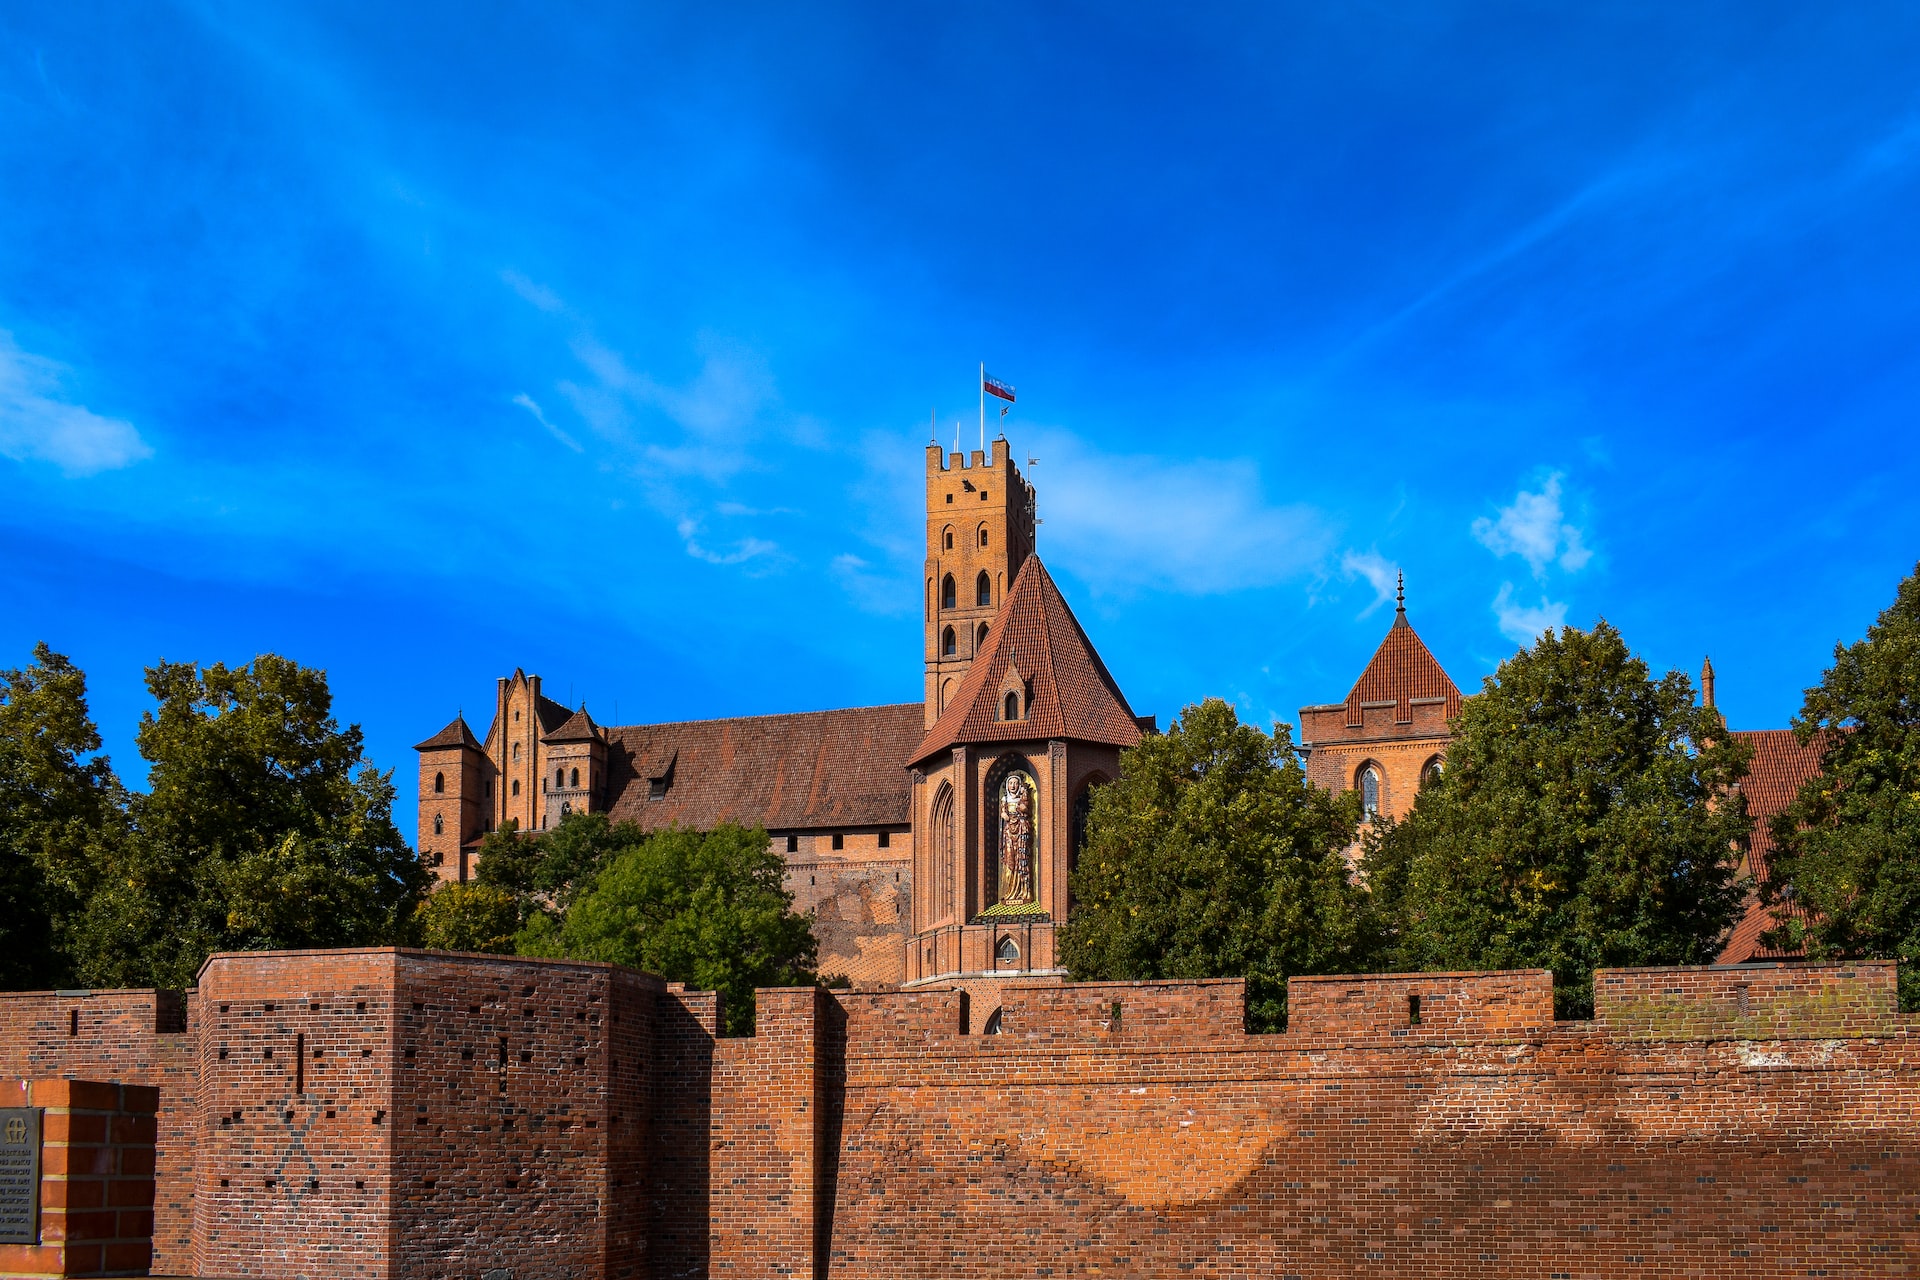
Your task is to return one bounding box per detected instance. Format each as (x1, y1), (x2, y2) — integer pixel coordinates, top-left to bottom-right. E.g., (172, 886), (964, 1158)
(983, 372), (1016, 403)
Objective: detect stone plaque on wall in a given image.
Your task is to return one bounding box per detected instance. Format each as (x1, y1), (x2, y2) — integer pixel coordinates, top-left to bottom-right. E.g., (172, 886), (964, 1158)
(0, 1107), (40, 1245)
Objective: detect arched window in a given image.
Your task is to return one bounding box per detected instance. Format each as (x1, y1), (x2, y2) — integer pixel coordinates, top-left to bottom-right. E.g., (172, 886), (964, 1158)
(943, 527), (954, 550)
(941, 575), (956, 608)
(1421, 756), (1445, 790)
(978, 525), (989, 547)
(561, 801), (571, 816)
(982, 1007), (1004, 1035)
(943, 627), (957, 656)
(512, 742), (521, 762)
(1004, 691), (1019, 720)
(1359, 764), (1381, 820)
(556, 767), (565, 789)
(570, 767), (580, 788)
(931, 784), (955, 921)
(977, 621), (989, 648)
(432, 814), (443, 836)
(511, 779), (521, 796)
(996, 935), (1020, 964)
(976, 571), (991, 606)
(433, 772), (445, 794)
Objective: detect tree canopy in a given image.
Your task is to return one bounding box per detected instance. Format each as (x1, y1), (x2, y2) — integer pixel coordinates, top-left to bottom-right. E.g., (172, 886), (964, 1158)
(1364, 620), (1749, 1016)
(1762, 562), (1920, 1008)
(492, 815), (818, 1035)
(76, 654), (427, 988)
(0, 644), (124, 988)
(1058, 697), (1370, 1031)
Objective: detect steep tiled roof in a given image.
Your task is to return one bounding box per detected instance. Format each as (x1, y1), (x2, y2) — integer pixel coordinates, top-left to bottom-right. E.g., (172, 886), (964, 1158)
(911, 556), (1142, 766)
(1344, 605), (1463, 726)
(534, 693), (573, 735)
(603, 704), (924, 832)
(1718, 728), (1824, 964)
(414, 716), (483, 753)
(543, 708), (600, 744)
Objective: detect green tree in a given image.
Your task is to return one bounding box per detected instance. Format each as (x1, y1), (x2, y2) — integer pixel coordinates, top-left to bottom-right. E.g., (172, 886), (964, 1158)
(77, 654), (429, 988)
(1058, 697), (1369, 1031)
(0, 644), (126, 989)
(416, 882), (521, 954)
(538, 821), (817, 1035)
(1365, 621), (1749, 1017)
(1762, 562), (1920, 1009)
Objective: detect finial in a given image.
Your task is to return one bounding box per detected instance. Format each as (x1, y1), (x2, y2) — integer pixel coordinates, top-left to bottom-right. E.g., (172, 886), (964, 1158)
(1396, 571), (1405, 614)
(1701, 655), (1716, 709)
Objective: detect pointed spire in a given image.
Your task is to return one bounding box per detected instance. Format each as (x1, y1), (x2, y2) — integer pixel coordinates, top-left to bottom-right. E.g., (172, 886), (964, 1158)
(1396, 570), (1405, 615)
(1702, 655), (1716, 709)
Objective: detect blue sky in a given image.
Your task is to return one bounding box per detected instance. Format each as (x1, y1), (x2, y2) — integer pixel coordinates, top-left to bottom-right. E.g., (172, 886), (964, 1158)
(6, 3), (1920, 840)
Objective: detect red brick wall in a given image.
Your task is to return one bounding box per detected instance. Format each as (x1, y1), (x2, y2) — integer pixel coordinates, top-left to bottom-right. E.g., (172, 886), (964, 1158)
(0, 1079), (158, 1280)
(0, 990), (194, 1275)
(8, 954), (1920, 1280)
(820, 963), (1920, 1279)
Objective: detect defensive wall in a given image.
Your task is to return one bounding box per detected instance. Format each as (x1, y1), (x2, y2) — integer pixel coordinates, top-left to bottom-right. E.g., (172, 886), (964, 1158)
(2, 952), (1916, 1278)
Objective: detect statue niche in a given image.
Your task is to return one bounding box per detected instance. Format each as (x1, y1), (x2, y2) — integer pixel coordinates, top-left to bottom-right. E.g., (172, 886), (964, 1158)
(981, 753), (1042, 917)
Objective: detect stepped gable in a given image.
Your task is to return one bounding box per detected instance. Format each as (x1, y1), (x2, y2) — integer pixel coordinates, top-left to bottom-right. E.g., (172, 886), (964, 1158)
(1719, 728), (1824, 963)
(603, 703), (924, 833)
(414, 715), (483, 752)
(1343, 601), (1463, 726)
(542, 707), (600, 743)
(911, 555), (1142, 766)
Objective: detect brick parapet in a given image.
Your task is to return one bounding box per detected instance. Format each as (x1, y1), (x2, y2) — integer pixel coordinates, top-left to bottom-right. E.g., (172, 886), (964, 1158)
(0, 1079), (158, 1280)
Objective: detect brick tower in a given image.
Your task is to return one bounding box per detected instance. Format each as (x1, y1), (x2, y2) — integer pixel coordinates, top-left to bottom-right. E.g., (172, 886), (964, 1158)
(924, 437), (1036, 728)
(414, 715), (492, 885)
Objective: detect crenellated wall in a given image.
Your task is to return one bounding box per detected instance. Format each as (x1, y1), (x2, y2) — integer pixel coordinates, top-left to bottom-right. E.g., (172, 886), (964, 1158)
(3, 956), (1918, 1279)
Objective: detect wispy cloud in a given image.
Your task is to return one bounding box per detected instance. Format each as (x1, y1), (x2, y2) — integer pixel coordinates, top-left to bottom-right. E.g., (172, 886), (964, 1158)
(512, 393), (583, 452)
(831, 553), (911, 616)
(501, 268), (567, 314)
(1472, 473), (1590, 579)
(1340, 548), (1400, 617)
(1492, 582), (1568, 645)
(1024, 428), (1337, 595)
(676, 517), (776, 567)
(0, 332), (152, 476)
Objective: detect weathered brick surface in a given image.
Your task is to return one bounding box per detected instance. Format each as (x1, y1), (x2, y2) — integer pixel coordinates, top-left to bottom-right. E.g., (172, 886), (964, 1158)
(6, 955), (1920, 1279)
(0, 1079), (157, 1279)
(0, 990), (194, 1274)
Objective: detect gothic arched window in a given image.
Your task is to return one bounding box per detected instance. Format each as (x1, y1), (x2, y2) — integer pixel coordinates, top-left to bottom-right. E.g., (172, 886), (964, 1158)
(1359, 764), (1382, 820)
(931, 783), (955, 921)
(1003, 691), (1019, 720)
(978, 525), (989, 547)
(976, 571), (991, 606)
(511, 779), (521, 796)
(1421, 756), (1445, 790)
(943, 527), (954, 550)
(943, 627), (956, 656)
(433, 772), (445, 794)
(977, 621), (989, 649)
(941, 575), (956, 609)
(570, 767), (580, 788)
(557, 767), (565, 789)
(432, 814), (443, 836)
(512, 742), (521, 762)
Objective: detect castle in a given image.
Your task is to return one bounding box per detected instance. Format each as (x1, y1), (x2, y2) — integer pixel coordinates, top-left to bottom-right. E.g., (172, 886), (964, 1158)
(3, 442), (1909, 1280)
(414, 437), (1797, 980)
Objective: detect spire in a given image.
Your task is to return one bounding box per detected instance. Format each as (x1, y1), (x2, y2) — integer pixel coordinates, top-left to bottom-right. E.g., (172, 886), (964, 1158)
(1702, 655), (1716, 709)
(1396, 571), (1405, 616)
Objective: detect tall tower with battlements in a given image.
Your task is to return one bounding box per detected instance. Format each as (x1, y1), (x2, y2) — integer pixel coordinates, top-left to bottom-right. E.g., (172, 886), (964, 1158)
(923, 437), (1036, 728)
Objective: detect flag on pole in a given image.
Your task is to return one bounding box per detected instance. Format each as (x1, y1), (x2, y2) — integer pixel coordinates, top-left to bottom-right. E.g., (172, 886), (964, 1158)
(983, 372), (1016, 403)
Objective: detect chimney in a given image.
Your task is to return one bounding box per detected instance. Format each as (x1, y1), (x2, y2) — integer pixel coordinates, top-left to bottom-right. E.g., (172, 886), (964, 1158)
(1701, 656), (1716, 709)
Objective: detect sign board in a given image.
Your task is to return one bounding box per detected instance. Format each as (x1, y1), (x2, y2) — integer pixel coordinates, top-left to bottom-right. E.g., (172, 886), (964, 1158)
(0, 1107), (40, 1244)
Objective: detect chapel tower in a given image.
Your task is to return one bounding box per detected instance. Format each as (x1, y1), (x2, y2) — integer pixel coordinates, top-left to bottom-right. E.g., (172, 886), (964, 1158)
(924, 437), (1036, 728)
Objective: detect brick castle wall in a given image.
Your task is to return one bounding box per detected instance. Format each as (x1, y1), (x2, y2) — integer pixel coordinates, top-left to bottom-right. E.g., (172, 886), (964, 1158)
(4, 956), (1918, 1279)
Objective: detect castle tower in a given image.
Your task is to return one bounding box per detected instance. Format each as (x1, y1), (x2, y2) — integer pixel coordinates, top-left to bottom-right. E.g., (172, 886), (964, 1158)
(415, 716), (493, 885)
(924, 437), (1036, 728)
(490, 670), (575, 835)
(1298, 576), (1462, 832)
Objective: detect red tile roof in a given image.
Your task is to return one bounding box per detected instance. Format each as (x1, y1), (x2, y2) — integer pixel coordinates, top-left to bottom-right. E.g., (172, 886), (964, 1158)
(1717, 728), (1824, 964)
(910, 556), (1143, 766)
(1343, 605), (1463, 726)
(603, 703), (925, 832)
(542, 708), (600, 744)
(414, 716), (483, 752)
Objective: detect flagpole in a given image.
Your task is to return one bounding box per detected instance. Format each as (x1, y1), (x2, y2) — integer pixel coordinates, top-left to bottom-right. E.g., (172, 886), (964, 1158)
(978, 361), (985, 453)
